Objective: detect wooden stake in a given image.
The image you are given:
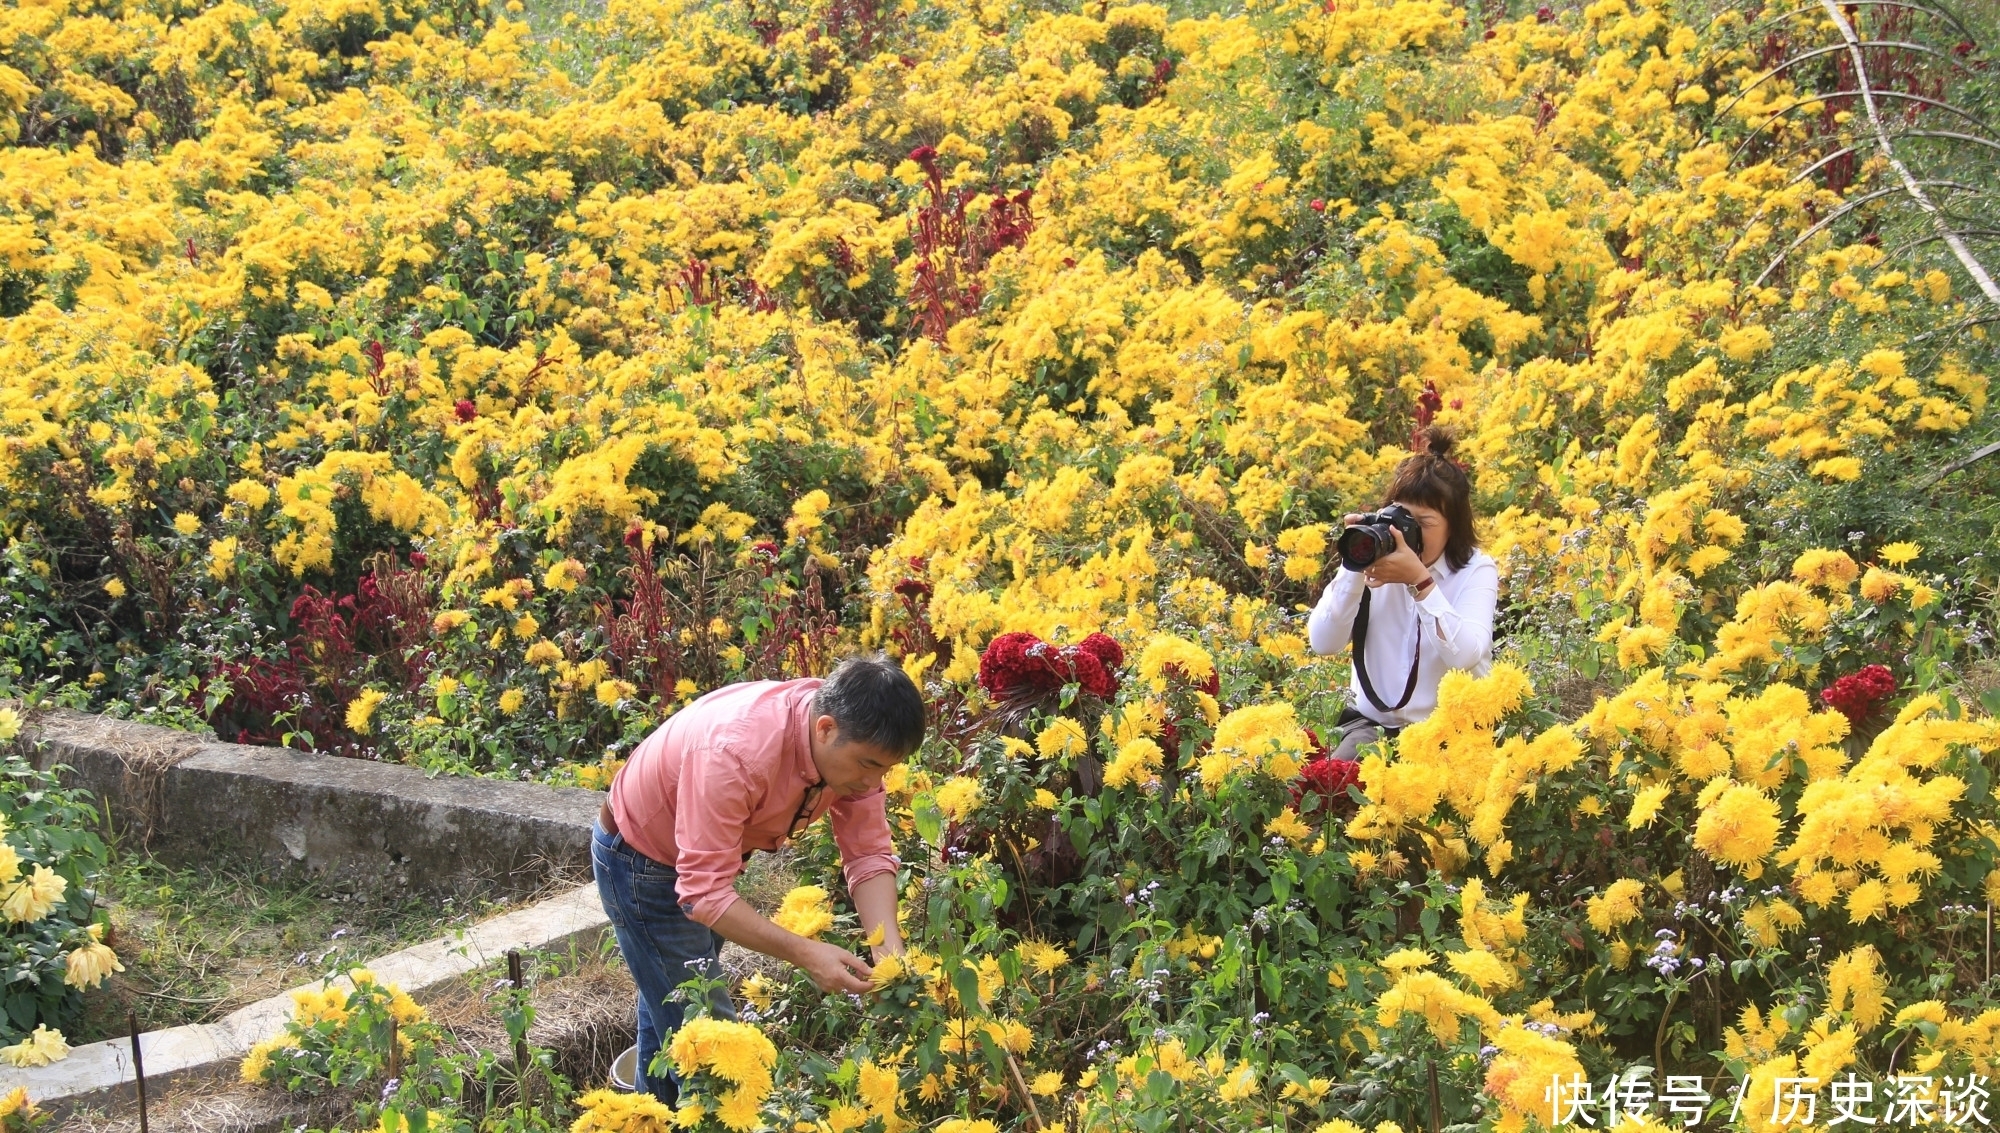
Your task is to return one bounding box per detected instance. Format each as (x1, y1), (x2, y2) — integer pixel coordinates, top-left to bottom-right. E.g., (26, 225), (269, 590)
(387, 1016), (401, 1082)
(1004, 1049), (1046, 1132)
(510, 948), (532, 1106)
(128, 1011), (148, 1133)
(1427, 1058), (1443, 1133)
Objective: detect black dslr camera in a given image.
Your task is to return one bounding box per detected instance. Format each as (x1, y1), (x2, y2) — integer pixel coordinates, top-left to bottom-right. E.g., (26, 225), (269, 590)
(1337, 504), (1424, 572)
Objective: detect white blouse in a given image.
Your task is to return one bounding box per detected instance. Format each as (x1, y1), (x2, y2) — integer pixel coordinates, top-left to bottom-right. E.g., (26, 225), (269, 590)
(1305, 549), (1500, 729)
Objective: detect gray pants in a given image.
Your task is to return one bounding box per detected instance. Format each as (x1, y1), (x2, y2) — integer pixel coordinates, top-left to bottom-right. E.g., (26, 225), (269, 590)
(1332, 721), (1393, 761)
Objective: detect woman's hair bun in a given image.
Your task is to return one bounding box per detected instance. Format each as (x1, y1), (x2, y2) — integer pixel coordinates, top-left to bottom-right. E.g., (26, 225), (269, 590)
(1420, 426), (1456, 460)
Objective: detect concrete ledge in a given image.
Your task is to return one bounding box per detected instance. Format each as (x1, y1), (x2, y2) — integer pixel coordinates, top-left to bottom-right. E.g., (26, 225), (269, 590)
(3, 884), (614, 1117)
(22, 709), (604, 898)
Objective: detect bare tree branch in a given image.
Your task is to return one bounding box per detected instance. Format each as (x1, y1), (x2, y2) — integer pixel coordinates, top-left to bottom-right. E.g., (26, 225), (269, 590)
(1728, 91), (1998, 166)
(1715, 39), (1976, 124)
(1737, 0), (1978, 50)
(1919, 440), (2000, 489)
(1818, 0), (2000, 305)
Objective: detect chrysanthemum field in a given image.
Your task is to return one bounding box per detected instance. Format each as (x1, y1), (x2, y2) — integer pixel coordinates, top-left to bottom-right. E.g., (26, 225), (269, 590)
(4, 0), (2000, 1126)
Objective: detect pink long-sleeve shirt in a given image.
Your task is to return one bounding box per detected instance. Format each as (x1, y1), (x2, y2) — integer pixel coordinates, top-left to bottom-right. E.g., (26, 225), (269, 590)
(606, 678), (900, 927)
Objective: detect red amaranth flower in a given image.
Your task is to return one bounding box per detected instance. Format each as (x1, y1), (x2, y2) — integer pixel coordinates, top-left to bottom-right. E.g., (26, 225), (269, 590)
(454, 399), (477, 422)
(1820, 664), (1897, 725)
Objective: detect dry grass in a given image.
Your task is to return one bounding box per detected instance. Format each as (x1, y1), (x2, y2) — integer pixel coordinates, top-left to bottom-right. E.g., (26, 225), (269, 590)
(427, 950), (635, 1091)
(74, 851), (496, 1043)
(62, 1076), (358, 1133)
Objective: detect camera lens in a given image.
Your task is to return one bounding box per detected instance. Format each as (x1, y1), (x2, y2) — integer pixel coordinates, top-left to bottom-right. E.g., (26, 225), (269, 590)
(1337, 525), (1384, 571)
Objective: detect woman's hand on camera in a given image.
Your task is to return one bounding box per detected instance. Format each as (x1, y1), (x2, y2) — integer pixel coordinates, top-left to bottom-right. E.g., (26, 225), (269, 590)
(1363, 528), (1431, 588)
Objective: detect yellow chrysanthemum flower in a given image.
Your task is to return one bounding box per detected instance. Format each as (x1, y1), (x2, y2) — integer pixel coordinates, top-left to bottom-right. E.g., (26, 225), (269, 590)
(771, 886), (834, 939)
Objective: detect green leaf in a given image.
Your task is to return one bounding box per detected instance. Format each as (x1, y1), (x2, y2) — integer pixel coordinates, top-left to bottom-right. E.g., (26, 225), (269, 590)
(950, 959), (985, 1014)
(1216, 947), (1243, 989)
(913, 795), (942, 847)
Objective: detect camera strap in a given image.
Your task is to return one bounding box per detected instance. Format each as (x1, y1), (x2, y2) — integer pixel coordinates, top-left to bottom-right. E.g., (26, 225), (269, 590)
(1351, 587), (1421, 714)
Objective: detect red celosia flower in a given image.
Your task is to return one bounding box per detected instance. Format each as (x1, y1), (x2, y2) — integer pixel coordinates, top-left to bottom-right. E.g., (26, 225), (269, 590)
(1071, 651), (1117, 698)
(894, 577), (932, 600)
(454, 399), (477, 422)
(407, 551), (428, 568)
(1302, 727), (1328, 761)
(1819, 664), (1898, 725)
(1076, 632), (1124, 669)
(1292, 756), (1363, 815)
(1309, 199), (1326, 212)
(977, 631), (1123, 700)
(977, 632), (1043, 697)
(752, 540), (781, 559)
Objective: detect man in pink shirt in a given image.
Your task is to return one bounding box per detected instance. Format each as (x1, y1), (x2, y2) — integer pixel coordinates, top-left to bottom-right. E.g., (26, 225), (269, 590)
(594, 655), (923, 1102)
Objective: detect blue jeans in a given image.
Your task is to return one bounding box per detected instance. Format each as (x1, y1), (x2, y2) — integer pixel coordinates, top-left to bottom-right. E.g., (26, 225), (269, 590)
(591, 822), (734, 1103)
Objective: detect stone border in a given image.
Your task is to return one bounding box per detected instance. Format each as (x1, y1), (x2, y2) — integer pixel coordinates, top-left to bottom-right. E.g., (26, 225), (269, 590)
(0, 709), (619, 1117)
(1, 884), (613, 1117)
(22, 708), (604, 899)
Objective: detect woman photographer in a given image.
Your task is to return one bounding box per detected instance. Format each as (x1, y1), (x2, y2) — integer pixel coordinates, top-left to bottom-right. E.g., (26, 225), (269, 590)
(1306, 429), (1498, 760)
